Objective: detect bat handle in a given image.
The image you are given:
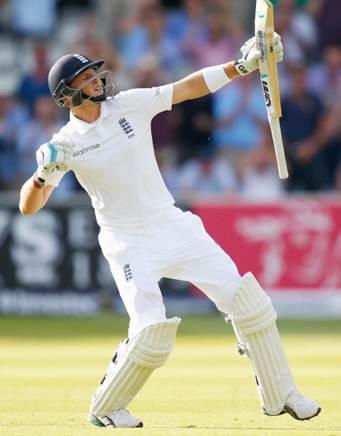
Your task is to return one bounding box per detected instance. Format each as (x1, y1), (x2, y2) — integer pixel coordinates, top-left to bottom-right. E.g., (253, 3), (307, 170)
(269, 117), (289, 179)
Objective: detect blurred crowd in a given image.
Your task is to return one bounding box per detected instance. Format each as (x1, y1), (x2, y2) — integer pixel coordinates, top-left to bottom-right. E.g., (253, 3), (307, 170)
(0, 0), (340, 200)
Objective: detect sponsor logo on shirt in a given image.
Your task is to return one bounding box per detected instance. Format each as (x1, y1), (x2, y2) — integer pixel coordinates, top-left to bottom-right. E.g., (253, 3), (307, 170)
(118, 118), (135, 139)
(73, 143), (100, 157)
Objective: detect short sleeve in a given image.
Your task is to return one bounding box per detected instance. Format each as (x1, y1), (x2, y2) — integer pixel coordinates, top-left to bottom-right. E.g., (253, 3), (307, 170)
(125, 84), (173, 119)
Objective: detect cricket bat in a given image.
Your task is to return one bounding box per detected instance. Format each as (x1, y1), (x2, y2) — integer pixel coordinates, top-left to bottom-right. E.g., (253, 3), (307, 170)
(255, 0), (289, 179)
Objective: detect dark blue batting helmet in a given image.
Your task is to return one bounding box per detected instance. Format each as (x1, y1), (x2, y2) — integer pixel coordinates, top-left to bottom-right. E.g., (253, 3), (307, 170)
(48, 53), (113, 107)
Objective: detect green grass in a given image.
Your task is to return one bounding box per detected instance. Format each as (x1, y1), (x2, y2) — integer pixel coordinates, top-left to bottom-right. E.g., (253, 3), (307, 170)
(0, 314), (341, 436)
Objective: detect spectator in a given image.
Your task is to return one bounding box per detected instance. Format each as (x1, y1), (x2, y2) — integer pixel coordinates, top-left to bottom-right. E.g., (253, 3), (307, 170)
(119, 3), (181, 80)
(281, 64), (330, 191)
(16, 95), (63, 183)
(323, 99), (341, 189)
(212, 74), (267, 168)
(94, 0), (136, 40)
(130, 55), (181, 154)
(10, 0), (57, 38)
(165, 0), (207, 74)
(0, 93), (20, 189)
(306, 44), (341, 188)
(313, 0), (341, 49)
(177, 148), (237, 201)
(177, 93), (213, 162)
(185, 7), (243, 69)
(0, 85), (30, 188)
(70, 15), (124, 88)
(118, 0), (160, 35)
(307, 45), (341, 107)
(275, 0), (318, 64)
(17, 40), (50, 114)
(239, 127), (285, 200)
(166, 0), (207, 44)
(0, 0), (10, 33)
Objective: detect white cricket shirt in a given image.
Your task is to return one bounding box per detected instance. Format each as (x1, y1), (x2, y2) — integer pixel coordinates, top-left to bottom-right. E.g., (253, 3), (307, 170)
(49, 85), (175, 229)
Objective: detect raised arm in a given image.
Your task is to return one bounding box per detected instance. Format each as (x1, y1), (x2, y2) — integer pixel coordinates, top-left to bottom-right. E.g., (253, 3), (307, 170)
(172, 34), (283, 105)
(172, 62), (239, 105)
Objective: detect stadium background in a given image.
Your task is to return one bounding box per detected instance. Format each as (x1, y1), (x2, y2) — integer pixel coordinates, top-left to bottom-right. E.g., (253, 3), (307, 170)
(1, 2), (341, 436)
(0, 0), (340, 318)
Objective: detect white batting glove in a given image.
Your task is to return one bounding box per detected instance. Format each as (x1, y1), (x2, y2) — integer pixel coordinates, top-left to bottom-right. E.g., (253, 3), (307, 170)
(235, 32), (284, 76)
(35, 141), (73, 185)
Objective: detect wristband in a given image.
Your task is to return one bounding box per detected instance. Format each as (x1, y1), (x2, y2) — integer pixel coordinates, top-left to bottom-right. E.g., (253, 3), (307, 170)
(201, 64), (231, 93)
(33, 177), (45, 189)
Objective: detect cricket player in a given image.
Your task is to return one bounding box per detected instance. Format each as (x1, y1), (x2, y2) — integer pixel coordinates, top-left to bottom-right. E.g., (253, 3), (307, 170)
(19, 34), (321, 428)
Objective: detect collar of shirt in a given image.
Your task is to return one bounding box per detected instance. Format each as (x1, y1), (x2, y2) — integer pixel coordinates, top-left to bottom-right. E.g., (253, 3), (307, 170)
(69, 100), (112, 135)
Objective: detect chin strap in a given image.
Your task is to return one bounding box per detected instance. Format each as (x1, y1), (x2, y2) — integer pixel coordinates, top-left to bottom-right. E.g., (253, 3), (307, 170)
(81, 92), (107, 104)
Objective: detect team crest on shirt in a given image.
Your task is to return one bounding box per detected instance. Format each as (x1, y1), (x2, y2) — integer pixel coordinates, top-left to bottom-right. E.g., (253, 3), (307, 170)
(118, 118), (135, 139)
(123, 264), (133, 282)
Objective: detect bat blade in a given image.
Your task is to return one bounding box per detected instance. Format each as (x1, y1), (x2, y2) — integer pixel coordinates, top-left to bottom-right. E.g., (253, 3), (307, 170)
(255, 0), (289, 179)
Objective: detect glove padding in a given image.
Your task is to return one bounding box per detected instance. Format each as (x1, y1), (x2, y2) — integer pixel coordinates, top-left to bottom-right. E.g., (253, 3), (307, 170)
(235, 32), (284, 76)
(35, 141), (73, 183)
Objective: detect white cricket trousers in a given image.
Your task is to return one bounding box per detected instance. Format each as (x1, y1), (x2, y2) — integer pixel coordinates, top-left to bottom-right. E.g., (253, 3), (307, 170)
(99, 207), (242, 337)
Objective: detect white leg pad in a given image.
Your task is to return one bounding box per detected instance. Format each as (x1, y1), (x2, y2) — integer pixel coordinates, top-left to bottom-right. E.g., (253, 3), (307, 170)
(90, 317), (181, 417)
(230, 273), (296, 415)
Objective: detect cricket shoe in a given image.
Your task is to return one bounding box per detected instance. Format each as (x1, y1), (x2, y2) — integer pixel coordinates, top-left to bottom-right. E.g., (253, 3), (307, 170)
(282, 390), (321, 420)
(88, 408), (143, 428)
